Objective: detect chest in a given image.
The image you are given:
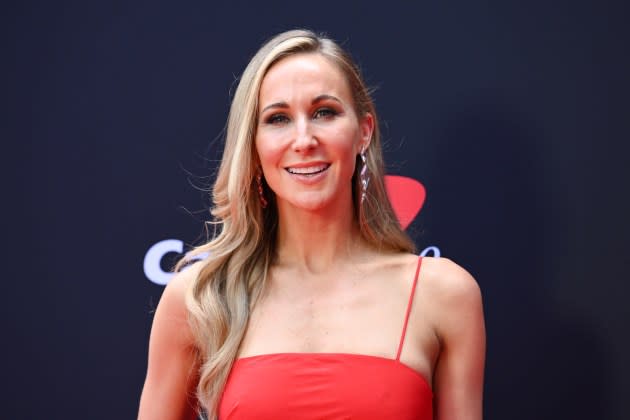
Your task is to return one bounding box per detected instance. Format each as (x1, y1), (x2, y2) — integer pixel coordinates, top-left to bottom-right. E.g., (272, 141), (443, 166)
(244, 276), (408, 354)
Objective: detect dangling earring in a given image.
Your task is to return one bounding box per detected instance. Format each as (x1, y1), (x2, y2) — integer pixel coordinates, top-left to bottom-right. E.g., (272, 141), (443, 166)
(256, 170), (268, 209)
(360, 148), (369, 204)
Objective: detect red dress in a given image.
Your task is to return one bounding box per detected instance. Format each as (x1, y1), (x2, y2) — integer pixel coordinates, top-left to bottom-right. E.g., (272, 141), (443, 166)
(219, 257), (432, 419)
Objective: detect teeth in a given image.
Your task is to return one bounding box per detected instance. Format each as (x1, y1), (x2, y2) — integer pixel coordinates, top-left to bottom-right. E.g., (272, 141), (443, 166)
(286, 164), (329, 175)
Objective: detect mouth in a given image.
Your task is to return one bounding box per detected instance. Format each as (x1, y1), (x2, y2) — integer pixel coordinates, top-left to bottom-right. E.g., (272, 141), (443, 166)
(285, 163), (331, 176)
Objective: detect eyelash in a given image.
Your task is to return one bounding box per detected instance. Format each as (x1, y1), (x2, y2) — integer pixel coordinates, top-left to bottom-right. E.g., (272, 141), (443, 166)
(266, 114), (289, 125)
(313, 108), (338, 119)
(264, 108), (338, 125)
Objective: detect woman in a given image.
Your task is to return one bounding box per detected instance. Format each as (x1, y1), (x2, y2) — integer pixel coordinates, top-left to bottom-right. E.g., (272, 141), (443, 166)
(138, 29), (485, 420)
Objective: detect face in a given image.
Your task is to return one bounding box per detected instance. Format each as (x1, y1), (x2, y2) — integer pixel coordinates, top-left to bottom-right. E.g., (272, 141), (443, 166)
(255, 53), (373, 213)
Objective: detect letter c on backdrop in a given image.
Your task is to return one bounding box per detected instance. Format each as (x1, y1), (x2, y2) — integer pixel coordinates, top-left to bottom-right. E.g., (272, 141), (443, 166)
(143, 239), (183, 285)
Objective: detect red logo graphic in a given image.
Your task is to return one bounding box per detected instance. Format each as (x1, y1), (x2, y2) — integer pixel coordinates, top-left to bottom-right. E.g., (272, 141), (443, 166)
(384, 175), (426, 229)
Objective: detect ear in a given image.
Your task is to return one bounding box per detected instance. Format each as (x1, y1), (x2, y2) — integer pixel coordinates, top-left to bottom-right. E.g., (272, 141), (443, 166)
(358, 112), (374, 153)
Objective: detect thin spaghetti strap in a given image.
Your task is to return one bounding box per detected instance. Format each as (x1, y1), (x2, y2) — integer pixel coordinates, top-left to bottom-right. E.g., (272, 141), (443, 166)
(395, 256), (423, 361)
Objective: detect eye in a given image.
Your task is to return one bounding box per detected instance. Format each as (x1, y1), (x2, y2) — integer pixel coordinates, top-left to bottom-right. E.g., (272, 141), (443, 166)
(265, 113), (289, 125)
(313, 108), (338, 119)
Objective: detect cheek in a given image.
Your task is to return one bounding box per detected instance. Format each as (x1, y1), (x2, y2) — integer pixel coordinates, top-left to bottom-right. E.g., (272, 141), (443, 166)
(255, 135), (284, 172)
(329, 126), (361, 162)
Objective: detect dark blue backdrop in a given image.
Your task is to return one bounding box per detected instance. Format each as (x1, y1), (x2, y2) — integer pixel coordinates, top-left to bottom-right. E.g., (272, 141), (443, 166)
(5, 1), (629, 419)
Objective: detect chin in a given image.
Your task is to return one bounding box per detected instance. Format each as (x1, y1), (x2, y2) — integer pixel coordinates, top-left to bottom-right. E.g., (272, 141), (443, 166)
(292, 197), (331, 212)
(281, 192), (335, 212)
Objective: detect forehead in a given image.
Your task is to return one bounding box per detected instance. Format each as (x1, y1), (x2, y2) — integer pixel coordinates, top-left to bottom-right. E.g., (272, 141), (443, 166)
(259, 53), (352, 103)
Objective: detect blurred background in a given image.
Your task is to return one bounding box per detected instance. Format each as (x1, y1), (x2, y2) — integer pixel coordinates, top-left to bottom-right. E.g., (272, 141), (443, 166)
(4, 1), (629, 418)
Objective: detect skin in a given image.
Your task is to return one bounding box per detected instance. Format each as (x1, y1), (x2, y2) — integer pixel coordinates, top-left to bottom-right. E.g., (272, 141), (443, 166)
(138, 263), (200, 420)
(138, 52), (485, 420)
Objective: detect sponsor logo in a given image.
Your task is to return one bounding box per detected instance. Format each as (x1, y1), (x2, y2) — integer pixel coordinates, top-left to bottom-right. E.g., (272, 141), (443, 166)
(385, 175), (426, 230)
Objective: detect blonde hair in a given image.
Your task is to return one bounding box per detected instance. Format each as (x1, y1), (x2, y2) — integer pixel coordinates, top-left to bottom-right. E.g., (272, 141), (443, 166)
(178, 29), (415, 417)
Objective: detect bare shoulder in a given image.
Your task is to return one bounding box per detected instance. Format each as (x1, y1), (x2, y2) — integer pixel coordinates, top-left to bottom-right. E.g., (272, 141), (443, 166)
(162, 260), (204, 303)
(418, 257), (484, 345)
(371, 253), (481, 305)
(419, 257), (482, 304)
(153, 260), (205, 344)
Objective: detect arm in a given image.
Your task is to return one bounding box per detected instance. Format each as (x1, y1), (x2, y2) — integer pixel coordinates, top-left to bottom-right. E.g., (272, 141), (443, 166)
(431, 259), (486, 420)
(138, 265), (201, 420)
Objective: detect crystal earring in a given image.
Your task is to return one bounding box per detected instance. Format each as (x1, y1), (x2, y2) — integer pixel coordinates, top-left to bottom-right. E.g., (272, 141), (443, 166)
(360, 149), (369, 204)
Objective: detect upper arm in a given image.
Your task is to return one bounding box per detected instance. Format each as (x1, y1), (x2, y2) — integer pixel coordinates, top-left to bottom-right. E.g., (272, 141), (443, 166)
(138, 265), (202, 420)
(430, 259), (486, 420)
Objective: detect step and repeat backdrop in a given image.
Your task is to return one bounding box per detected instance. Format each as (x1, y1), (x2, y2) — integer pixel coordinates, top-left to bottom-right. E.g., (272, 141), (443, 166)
(6, 1), (629, 419)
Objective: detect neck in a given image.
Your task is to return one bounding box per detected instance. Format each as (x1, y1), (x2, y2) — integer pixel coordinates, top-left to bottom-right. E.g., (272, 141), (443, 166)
(274, 196), (366, 274)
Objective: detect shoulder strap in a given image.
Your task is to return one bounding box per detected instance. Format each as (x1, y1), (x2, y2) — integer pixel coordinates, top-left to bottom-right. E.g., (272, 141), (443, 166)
(395, 256), (423, 361)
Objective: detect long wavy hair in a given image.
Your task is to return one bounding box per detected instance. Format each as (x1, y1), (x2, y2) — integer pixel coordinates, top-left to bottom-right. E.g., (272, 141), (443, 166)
(178, 29), (416, 418)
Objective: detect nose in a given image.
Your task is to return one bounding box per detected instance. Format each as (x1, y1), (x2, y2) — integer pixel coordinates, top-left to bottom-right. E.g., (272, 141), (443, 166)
(291, 116), (317, 152)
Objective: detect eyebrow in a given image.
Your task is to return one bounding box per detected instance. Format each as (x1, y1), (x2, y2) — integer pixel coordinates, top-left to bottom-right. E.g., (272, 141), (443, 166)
(312, 94), (342, 105)
(259, 94), (342, 115)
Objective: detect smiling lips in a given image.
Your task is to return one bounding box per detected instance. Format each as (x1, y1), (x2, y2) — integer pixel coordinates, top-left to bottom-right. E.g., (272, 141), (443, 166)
(285, 163), (331, 176)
